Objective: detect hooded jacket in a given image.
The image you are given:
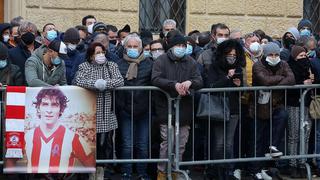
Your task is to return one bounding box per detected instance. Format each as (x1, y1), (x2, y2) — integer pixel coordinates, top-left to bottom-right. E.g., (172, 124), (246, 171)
(0, 23), (11, 48)
(25, 45), (67, 87)
(280, 27), (300, 62)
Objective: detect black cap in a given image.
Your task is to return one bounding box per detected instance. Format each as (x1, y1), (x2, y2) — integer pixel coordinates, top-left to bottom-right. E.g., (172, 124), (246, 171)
(48, 39), (69, 59)
(167, 34), (187, 49)
(93, 22), (107, 32)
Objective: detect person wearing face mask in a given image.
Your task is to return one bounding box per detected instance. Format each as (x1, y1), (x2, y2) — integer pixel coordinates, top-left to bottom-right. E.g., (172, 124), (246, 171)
(25, 40), (68, 87)
(115, 34), (153, 180)
(186, 36), (203, 60)
(243, 33), (262, 87)
(0, 23), (12, 48)
(42, 23), (58, 46)
(152, 33), (203, 179)
(114, 24), (131, 59)
(197, 23), (230, 85)
(0, 42), (23, 86)
(236, 33), (263, 175)
(159, 19), (177, 39)
(140, 30), (153, 59)
(280, 27), (300, 62)
(249, 42), (295, 178)
(286, 46), (313, 178)
(150, 39), (165, 60)
(298, 19), (313, 37)
(62, 28), (82, 85)
(73, 42), (124, 180)
(8, 21), (41, 85)
(204, 39), (245, 179)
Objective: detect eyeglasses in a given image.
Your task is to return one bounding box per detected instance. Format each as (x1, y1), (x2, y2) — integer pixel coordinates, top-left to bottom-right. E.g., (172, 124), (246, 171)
(151, 48), (164, 51)
(95, 51), (106, 55)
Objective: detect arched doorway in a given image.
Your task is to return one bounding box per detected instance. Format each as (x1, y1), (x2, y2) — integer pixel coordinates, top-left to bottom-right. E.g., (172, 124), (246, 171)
(0, 0), (4, 23)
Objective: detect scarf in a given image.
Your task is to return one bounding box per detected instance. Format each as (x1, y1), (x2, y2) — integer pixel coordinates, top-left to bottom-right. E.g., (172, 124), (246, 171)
(5, 86), (26, 158)
(123, 53), (145, 80)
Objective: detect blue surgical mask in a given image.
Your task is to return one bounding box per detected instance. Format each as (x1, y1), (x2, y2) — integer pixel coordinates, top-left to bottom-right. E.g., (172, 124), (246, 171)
(300, 29), (311, 37)
(46, 30), (57, 41)
(307, 50), (316, 58)
(0, 59), (7, 69)
(186, 44), (193, 55)
(51, 57), (62, 65)
(143, 50), (151, 57)
(173, 47), (186, 58)
(127, 48), (140, 59)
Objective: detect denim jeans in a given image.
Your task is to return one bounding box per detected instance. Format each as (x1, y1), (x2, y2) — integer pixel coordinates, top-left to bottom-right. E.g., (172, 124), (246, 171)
(207, 115), (239, 179)
(249, 107), (288, 172)
(315, 118), (320, 169)
(119, 111), (149, 176)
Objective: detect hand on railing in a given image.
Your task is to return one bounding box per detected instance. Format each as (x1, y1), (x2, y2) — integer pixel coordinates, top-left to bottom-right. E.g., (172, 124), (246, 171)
(304, 79), (312, 85)
(175, 81), (192, 96)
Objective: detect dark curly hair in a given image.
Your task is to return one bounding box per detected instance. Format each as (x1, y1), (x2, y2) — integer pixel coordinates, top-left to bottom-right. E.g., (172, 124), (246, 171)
(33, 88), (69, 117)
(215, 39), (246, 69)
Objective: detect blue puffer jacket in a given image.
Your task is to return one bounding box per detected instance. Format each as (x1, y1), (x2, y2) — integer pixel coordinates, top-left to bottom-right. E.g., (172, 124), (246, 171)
(64, 49), (84, 85)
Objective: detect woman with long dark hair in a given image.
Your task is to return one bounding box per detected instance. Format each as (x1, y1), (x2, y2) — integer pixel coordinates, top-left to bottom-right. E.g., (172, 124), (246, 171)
(205, 39), (245, 179)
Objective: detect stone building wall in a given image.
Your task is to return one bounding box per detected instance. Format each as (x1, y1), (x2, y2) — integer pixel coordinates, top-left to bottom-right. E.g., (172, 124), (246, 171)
(5, 0), (303, 37)
(186, 0), (303, 37)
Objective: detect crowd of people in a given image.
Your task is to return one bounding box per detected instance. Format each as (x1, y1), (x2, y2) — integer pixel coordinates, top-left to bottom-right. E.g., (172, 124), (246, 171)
(1, 15), (320, 180)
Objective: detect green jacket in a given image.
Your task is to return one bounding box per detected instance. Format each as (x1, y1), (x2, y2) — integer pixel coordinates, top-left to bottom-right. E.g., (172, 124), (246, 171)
(25, 45), (67, 87)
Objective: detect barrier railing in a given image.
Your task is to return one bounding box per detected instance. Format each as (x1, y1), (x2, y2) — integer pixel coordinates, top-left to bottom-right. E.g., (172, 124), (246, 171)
(174, 84), (320, 180)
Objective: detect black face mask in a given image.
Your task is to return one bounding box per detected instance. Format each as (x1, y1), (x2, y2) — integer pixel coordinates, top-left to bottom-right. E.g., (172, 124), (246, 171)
(21, 32), (35, 45)
(296, 57), (310, 70)
(109, 40), (117, 45)
(283, 37), (295, 49)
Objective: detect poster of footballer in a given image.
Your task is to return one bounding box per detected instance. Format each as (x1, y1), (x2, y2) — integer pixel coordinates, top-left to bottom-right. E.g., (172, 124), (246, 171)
(4, 86), (96, 173)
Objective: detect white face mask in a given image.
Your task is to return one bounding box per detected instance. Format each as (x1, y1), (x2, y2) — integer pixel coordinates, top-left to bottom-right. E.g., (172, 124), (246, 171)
(249, 42), (261, 53)
(216, 37), (227, 45)
(265, 56), (281, 66)
(67, 44), (77, 51)
(87, 24), (94, 34)
(95, 53), (106, 64)
(2, 35), (10, 42)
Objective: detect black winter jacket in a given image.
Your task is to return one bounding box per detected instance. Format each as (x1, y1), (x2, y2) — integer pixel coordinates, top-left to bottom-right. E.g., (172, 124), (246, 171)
(116, 56), (153, 117)
(152, 49), (203, 126)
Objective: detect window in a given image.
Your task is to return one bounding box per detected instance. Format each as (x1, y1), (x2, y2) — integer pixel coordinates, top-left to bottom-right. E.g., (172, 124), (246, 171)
(303, 0), (320, 33)
(139, 0), (186, 34)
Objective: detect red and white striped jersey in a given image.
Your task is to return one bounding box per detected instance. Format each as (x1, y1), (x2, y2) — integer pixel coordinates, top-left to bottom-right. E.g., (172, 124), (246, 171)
(25, 124), (94, 173)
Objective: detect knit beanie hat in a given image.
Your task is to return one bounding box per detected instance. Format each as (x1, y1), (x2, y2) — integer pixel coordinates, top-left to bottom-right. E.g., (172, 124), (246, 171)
(167, 34), (186, 49)
(93, 22), (107, 32)
(298, 19), (312, 31)
(0, 42), (8, 59)
(63, 28), (80, 44)
(291, 45), (306, 59)
(263, 42), (280, 56)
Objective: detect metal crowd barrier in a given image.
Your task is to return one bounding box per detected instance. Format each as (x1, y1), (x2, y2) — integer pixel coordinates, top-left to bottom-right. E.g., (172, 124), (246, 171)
(174, 84), (320, 180)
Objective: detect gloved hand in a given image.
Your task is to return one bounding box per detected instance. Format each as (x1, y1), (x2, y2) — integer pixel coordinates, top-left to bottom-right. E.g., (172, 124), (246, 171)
(94, 79), (107, 91)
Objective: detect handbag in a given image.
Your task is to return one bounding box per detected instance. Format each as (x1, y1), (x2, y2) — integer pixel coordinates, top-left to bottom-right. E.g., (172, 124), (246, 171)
(310, 95), (320, 119)
(196, 93), (230, 121)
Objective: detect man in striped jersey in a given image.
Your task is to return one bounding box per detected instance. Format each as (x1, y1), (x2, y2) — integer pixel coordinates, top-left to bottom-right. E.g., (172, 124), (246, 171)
(25, 88), (95, 173)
